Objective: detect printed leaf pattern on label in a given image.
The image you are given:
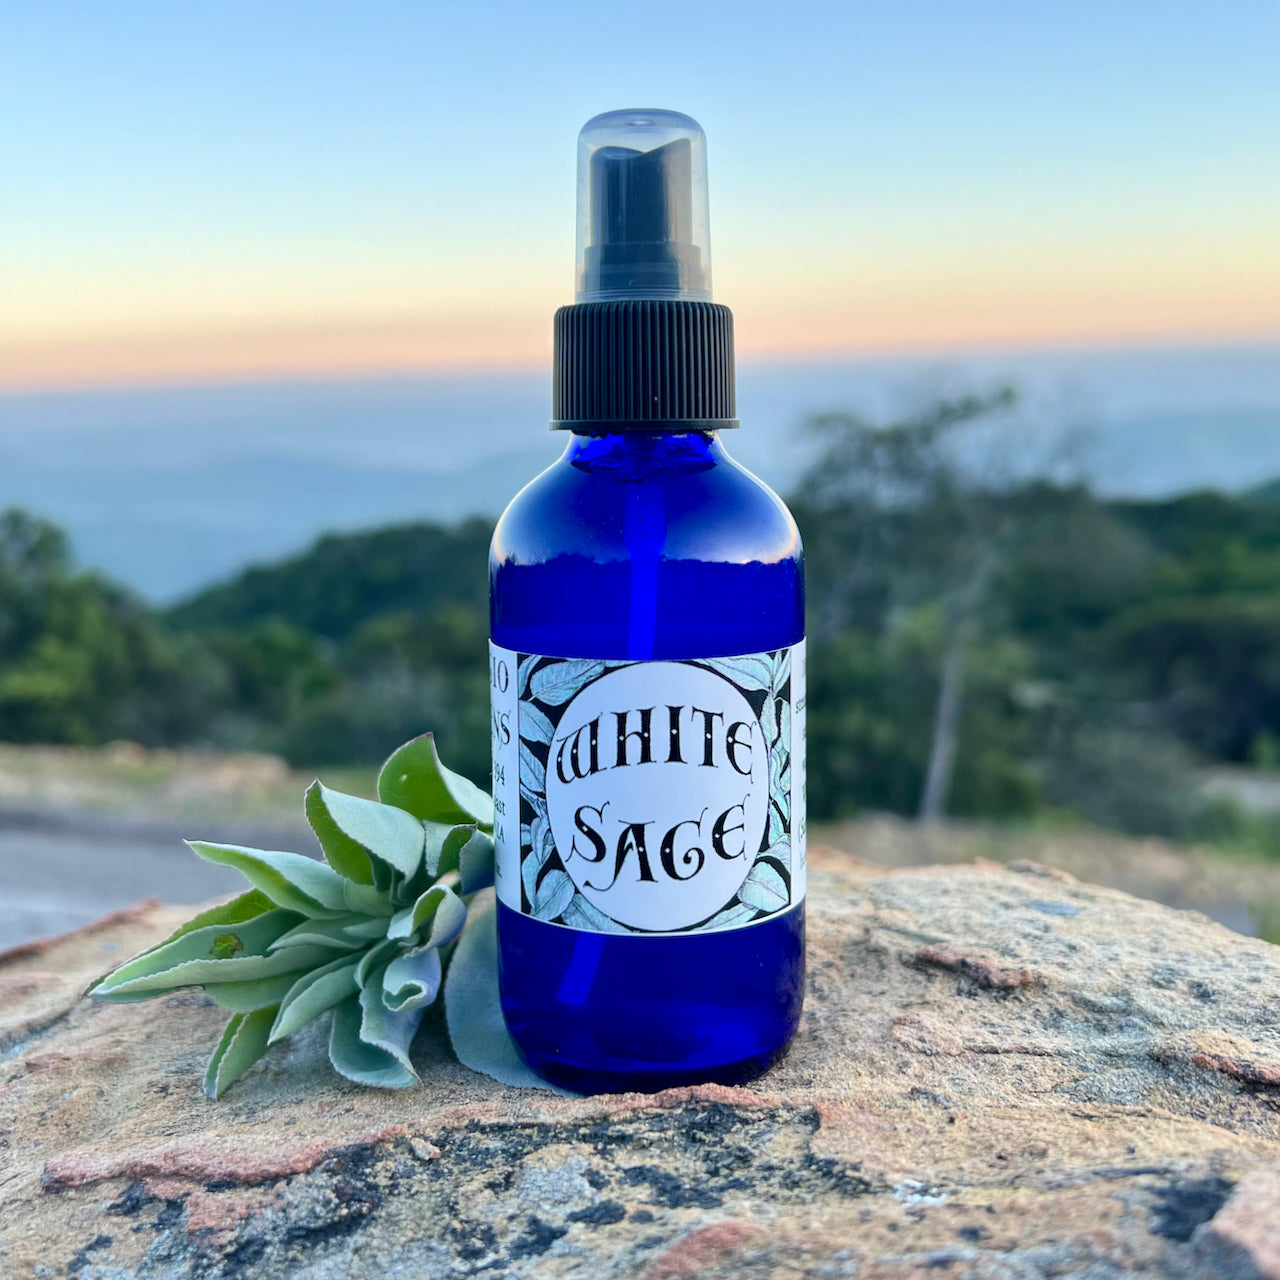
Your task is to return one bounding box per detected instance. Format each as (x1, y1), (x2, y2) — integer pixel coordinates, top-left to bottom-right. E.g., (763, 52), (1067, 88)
(528, 658), (607, 706)
(512, 648), (800, 936)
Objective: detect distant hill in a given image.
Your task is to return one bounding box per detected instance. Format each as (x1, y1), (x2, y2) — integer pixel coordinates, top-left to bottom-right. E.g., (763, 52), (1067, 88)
(167, 517), (493, 638)
(1249, 478), (1280, 503)
(166, 476), (1280, 643)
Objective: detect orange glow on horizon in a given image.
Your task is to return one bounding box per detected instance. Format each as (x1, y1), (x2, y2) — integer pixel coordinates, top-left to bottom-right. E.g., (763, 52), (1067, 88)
(0, 317), (552, 393)
(2, 297), (1279, 394)
(7, 217), (1279, 393)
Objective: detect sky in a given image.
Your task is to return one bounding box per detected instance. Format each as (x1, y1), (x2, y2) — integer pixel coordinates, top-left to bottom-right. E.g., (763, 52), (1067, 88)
(1, 0), (1278, 391)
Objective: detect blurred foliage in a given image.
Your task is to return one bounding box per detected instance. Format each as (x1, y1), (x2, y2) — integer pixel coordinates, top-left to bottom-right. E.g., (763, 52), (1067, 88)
(1191, 796), (1280, 862)
(0, 510), (215, 746)
(6, 393), (1280, 845)
(1248, 897), (1280, 946)
(1041, 725), (1201, 840)
(806, 610), (1040, 821)
(792, 393), (1280, 839)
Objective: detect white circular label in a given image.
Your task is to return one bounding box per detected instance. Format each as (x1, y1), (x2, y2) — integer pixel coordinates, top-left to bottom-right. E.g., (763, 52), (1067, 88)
(544, 661), (769, 931)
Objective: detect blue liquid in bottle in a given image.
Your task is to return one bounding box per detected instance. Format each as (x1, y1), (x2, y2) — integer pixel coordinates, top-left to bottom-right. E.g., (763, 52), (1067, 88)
(489, 111), (805, 1094)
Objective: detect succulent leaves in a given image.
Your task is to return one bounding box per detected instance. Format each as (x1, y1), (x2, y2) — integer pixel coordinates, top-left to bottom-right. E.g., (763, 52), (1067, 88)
(378, 732), (495, 829)
(444, 890), (551, 1091)
(204, 1007), (276, 1101)
(88, 732), (541, 1099)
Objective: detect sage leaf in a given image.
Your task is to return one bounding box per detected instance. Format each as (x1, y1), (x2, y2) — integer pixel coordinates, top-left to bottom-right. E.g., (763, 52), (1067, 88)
(359, 966), (425, 1076)
(187, 842), (350, 918)
(99, 940), (335, 998)
(157, 889), (278, 939)
(91, 908), (307, 999)
(443, 890), (562, 1091)
(206, 972), (301, 1012)
(329, 996), (418, 1089)
(204, 1007), (277, 1100)
(306, 781), (425, 884)
(342, 880), (397, 917)
(355, 937), (400, 988)
(86, 890), (277, 996)
(270, 953), (361, 1043)
(387, 884), (467, 946)
(381, 946), (443, 1012)
(269, 914), (387, 953)
(304, 781), (373, 886)
(422, 821), (474, 880)
(458, 830), (495, 895)
(377, 733), (493, 829)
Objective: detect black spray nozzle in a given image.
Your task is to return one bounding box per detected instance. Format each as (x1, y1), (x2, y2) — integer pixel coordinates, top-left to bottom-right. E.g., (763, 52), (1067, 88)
(575, 110), (712, 303)
(583, 138), (702, 298)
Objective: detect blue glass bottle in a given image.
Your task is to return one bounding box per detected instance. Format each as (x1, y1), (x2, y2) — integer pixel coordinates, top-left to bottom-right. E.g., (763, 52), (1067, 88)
(489, 111), (805, 1094)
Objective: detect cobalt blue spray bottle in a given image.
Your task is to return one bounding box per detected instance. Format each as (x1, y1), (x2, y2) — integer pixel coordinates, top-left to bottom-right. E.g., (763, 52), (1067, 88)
(490, 109), (805, 1093)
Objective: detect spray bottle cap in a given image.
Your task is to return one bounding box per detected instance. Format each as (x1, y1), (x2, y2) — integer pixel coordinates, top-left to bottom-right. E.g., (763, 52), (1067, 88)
(575, 109), (713, 303)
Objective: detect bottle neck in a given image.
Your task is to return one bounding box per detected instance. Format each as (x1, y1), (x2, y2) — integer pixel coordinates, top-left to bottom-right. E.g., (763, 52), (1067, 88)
(561, 430), (726, 479)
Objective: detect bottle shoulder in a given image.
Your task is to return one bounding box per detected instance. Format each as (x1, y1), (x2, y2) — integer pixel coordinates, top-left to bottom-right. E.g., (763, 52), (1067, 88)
(491, 434), (802, 569)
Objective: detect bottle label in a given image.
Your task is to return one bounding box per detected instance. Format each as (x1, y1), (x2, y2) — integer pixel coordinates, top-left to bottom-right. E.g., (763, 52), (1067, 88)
(489, 642), (805, 935)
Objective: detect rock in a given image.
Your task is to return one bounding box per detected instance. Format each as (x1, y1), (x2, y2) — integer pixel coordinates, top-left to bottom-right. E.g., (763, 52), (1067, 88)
(818, 813), (1280, 939)
(1196, 1167), (1280, 1279)
(3, 848), (1280, 1279)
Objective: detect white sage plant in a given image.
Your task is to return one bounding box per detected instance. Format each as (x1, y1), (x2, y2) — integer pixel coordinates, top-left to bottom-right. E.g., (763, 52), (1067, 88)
(89, 734), (549, 1097)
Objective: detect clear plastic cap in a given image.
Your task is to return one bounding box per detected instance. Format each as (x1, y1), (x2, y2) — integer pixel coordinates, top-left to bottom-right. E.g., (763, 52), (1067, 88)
(575, 109), (713, 303)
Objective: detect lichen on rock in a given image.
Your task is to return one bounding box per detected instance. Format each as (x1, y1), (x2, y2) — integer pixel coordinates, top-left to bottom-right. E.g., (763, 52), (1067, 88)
(3, 848), (1280, 1279)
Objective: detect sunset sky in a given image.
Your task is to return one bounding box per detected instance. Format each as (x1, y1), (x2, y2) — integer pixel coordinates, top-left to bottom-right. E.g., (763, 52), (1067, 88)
(2, 0), (1278, 391)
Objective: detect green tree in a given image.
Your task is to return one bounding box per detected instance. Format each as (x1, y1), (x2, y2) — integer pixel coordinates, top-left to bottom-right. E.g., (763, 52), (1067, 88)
(0, 508), (213, 744)
(792, 388), (1037, 820)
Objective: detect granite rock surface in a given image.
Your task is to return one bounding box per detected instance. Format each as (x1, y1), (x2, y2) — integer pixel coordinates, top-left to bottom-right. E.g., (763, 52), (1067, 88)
(3, 848), (1280, 1279)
